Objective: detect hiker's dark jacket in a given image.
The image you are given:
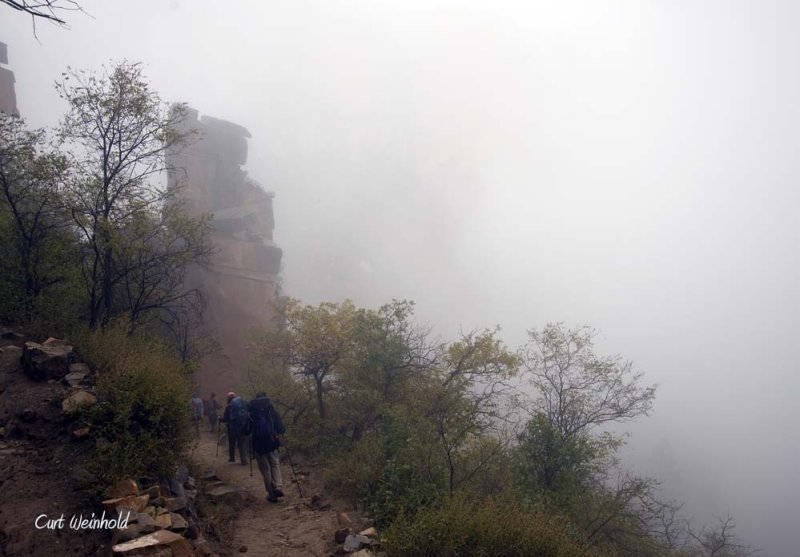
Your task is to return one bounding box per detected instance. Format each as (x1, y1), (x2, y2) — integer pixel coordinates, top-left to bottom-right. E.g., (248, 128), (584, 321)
(248, 396), (286, 453)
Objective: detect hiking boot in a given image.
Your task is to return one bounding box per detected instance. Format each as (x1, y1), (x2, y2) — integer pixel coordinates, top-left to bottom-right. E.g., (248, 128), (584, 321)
(273, 488), (285, 498)
(266, 494), (279, 503)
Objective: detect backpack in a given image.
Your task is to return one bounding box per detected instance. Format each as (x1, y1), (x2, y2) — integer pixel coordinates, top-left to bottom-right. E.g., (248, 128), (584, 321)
(229, 396), (249, 433)
(251, 405), (280, 455)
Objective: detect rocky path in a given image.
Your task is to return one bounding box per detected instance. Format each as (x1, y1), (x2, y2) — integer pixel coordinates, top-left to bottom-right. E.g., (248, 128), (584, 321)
(191, 431), (342, 557)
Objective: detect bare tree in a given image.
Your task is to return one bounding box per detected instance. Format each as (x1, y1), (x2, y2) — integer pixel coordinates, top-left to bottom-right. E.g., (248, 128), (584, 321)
(687, 515), (758, 557)
(1, 0), (86, 35)
(56, 61), (207, 329)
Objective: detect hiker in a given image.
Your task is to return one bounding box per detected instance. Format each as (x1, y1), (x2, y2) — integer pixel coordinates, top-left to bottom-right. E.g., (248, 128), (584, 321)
(190, 393), (204, 435)
(208, 392), (221, 433)
(220, 391), (249, 465)
(247, 391), (286, 502)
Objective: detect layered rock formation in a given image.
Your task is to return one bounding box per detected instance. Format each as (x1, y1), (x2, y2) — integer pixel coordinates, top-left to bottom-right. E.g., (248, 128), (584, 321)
(0, 41), (19, 115)
(168, 108), (282, 397)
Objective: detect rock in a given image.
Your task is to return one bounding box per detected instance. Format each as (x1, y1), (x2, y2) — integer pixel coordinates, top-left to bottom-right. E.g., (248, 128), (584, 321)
(168, 513), (188, 531)
(359, 527), (379, 539)
(164, 496), (187, 512)
(334, 528), (352, 544)
(168, 478), (186, 498)
(338, 512), (353, 525)
(349, 551), (375, 557)
(343, 534), (372, 553)
(154, 513), (172, 529)
(103, 494), (149, 514)
(68, 362), (90, 374)
(142, 485), (170, 499)
(238, 545), (248, 553)
(111, 529), (194, 556)
(21, 340), (73, 381)
(132, 513), (156, 527)
(113, 521), (158, 544)
(201, 470), (219, 481)
(72, 427), (91, 439)
(64, 371), (88, 387)
(106, 479), (141, 499)
(206, 485), (244, 502)
(62, 390), (97, 413)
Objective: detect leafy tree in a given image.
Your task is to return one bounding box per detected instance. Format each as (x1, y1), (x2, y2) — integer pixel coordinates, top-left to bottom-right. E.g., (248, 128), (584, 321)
(0, 113), (78, 324)
(56, 61), (211, 329)
(518, 323), (656, 494)
(255, 298), (357, 423)
(426, 329), (519, 494)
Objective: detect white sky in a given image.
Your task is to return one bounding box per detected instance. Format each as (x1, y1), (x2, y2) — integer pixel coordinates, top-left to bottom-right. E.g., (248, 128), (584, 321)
(3, 1), (799, 553)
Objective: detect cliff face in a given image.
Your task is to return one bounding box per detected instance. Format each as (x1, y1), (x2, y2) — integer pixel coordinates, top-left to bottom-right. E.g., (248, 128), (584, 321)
(0, 42), (19, 116)
(168, 107), (282, 397)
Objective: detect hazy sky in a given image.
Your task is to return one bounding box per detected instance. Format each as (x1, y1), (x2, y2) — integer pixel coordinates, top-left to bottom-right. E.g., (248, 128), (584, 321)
(3, 1), (798, 553)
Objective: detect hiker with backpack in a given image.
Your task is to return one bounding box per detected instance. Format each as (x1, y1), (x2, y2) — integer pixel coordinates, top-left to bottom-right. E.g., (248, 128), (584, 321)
(190, 393), (204, 435)
(247, 391), (286, 502)
(220, 391), (250, 465)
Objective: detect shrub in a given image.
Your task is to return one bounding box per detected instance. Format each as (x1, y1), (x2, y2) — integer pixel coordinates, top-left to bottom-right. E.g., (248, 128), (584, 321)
(76, 325), (192, 487)
(385, 494), (615, 557)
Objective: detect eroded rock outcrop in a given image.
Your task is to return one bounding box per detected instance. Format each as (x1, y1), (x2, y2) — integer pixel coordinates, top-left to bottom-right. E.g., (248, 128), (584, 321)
(168, 108), (283, 396)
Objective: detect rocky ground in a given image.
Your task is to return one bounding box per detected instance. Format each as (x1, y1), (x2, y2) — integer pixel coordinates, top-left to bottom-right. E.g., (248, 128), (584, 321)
(0, 329), (108, 556)
(0, 325), (379, 556)
(190, 431), (364, 557)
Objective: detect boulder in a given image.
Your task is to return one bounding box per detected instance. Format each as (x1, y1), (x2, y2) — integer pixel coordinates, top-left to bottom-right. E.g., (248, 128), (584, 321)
(22, 340), (73, 381)
(163, 497), (187, 512)
(103, 494), (150, 514)
(111, 529), (194, 556)
(106, 478), (140, 499)
(113, 521), (158, 544)
(142, 485), (171, 499)
(62, 390), (97, 413)
(359, 527), (379, 540)
(168, 478), (186, 498)
(343, 534), (372, 553)
(168, 513), (187, 531)
(335, 527), (351, 544)
(154, 513), (172, 529)
(64, 370), (88, 387)
(206, 485), (244, 502)
(68, 362), (90, 374)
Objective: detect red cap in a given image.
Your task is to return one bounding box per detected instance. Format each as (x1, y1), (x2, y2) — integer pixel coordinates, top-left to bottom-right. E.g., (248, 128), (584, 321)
(226, 391), (235, 398)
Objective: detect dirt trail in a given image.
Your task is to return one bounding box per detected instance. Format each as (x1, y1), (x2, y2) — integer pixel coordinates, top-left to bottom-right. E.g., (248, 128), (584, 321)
(191, 431), (343, 557)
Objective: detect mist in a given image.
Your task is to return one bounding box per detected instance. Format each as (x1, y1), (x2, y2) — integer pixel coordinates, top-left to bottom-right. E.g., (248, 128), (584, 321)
(3, 1), (798, 554)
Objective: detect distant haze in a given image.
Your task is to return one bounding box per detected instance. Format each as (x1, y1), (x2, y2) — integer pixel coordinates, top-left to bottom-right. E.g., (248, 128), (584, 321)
(3, 1), (798, 554)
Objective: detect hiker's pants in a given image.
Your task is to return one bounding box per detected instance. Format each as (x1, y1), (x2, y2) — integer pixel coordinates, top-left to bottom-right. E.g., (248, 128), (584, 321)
(227, 426), (249, 464)
(256, 449), (283, 496)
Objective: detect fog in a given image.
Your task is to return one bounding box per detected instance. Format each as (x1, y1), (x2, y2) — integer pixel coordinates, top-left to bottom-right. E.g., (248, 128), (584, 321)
(3, 1), (798, 554)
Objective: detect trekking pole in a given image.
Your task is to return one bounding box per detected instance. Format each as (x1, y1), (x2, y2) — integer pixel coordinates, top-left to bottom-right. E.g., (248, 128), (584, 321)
(283, 443), (304, 499)
(249, 434), (254, 478)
